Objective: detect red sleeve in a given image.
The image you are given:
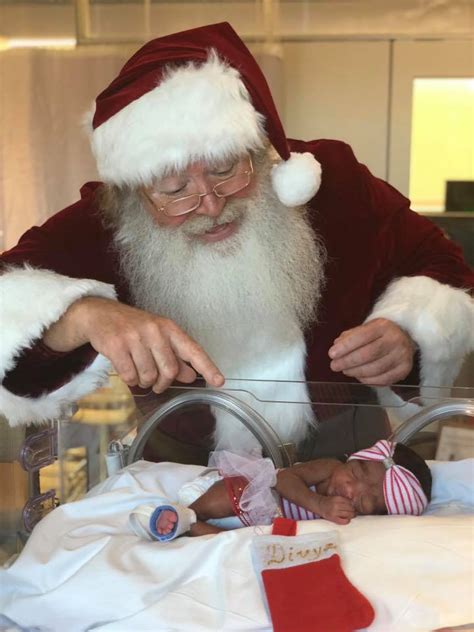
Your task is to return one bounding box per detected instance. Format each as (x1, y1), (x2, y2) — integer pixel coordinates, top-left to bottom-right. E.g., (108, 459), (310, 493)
(359, 165), (474, 295)
(0, 182), (117, 282)
(3, 341), (97, 397)
(290, 138), (473, 383)
(293, 137), (473, 294)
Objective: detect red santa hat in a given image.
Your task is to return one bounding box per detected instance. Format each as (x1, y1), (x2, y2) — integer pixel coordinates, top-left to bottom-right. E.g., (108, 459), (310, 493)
(89, 22), (321, 207)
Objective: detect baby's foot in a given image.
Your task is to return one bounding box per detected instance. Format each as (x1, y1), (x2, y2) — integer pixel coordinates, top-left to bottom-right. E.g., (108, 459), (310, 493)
(156, 509), (178, 535)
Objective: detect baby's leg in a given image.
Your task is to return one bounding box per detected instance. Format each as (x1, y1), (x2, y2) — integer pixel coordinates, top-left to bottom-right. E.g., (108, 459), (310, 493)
(190, 479), (234, 521)
(189, 521), (225, 536)
(155, 510), (223, 537)
(153, 480), (233, 537)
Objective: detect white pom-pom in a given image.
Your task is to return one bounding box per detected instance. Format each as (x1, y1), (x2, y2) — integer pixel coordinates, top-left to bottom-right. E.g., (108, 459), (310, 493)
(271, 152), (322, 207)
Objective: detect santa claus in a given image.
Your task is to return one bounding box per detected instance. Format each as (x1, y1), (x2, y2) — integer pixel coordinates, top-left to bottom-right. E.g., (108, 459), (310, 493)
(1, 23), (473, 453)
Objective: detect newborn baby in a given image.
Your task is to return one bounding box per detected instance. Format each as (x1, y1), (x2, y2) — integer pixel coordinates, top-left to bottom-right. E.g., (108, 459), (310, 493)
(131, 440), (432, 542)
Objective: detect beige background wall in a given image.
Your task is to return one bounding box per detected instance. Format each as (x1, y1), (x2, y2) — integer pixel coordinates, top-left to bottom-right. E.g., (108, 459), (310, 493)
(2, 1), (473, 40)
(283, 40), (391, 179)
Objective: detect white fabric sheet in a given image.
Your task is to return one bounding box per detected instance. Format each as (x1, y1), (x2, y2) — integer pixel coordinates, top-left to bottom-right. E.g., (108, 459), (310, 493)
(1, 460), (473, 632)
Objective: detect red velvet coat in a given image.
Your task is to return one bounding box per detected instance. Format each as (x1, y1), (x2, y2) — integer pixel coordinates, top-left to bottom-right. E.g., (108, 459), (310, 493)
(1, 140), (473, 403)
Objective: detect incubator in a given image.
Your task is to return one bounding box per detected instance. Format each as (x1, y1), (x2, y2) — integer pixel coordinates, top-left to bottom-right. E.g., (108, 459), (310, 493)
(1, 376), (473, 565)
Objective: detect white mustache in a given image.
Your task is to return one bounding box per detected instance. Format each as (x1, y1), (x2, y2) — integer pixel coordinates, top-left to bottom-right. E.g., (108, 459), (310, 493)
(181, 203), (244, 237)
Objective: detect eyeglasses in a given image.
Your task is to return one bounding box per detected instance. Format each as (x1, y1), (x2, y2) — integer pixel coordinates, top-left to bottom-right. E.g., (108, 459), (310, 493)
(144, 156), (253, 217)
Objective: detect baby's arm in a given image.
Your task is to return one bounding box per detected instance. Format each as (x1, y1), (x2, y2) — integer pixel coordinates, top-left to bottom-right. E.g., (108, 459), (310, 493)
(276, 459), (355, 525)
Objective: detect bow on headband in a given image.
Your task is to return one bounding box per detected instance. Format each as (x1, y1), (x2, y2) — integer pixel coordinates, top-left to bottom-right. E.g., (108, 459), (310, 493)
(348, 439), (428, 515)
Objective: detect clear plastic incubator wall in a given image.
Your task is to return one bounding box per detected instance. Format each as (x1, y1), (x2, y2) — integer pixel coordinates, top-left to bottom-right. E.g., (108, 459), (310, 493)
(1, 376), (473, 563)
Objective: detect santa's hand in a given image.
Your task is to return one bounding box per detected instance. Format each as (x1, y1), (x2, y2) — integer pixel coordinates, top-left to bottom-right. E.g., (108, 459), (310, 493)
(42, 296), (225, 393)
(328, 318), (416, 386)
(319, 496), (355, 525)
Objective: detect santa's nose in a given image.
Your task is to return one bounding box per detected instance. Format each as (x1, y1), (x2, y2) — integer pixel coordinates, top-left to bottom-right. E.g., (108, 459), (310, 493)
(195, 191), (226, 218)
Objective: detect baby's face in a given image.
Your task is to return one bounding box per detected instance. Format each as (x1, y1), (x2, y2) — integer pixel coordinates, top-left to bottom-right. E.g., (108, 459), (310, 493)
(324, 460), (386, 515)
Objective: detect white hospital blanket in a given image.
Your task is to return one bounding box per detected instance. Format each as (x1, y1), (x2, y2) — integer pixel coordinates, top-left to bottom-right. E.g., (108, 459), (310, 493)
(1, 460), (473, 632)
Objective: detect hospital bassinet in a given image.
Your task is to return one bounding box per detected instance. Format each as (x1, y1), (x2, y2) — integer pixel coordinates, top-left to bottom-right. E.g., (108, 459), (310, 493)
(1, 377), (473, 564)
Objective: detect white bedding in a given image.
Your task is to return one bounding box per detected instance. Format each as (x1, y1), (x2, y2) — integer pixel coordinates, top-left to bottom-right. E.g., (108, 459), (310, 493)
(1, 459), (473, 632)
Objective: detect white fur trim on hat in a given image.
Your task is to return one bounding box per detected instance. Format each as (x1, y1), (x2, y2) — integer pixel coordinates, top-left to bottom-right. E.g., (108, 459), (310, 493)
(366, 275), (474, 387)
(0, 266), (117, 425)
(91, 52), (267, 187)
(271, 152), (322, 207)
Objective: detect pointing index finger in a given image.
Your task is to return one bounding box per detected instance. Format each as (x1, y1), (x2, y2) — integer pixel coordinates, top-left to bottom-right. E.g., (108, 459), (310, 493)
(171, 330), (224, 387)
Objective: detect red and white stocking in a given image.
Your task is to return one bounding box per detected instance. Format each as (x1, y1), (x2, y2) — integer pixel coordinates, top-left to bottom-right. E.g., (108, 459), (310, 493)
(252, 518), (374, 632)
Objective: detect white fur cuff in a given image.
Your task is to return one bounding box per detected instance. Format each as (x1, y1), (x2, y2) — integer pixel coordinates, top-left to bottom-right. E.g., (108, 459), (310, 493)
(366, 276), (474, 387)
(0, 266), (117, 425)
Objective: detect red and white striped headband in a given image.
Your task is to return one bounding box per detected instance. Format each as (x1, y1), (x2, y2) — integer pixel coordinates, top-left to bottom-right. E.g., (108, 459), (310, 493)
(348, 439), (428, 515)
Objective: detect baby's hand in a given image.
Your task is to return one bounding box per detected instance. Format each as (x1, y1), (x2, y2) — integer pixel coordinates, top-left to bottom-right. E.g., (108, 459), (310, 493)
(319, 496), (355, 525)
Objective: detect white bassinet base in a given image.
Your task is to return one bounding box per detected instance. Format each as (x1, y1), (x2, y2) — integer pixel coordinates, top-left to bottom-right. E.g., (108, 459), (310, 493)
(1, 460), (472, 632)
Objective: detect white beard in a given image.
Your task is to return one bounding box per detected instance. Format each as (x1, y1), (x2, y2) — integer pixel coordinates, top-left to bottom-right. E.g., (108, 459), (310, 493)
(106, 155), (326, 453)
